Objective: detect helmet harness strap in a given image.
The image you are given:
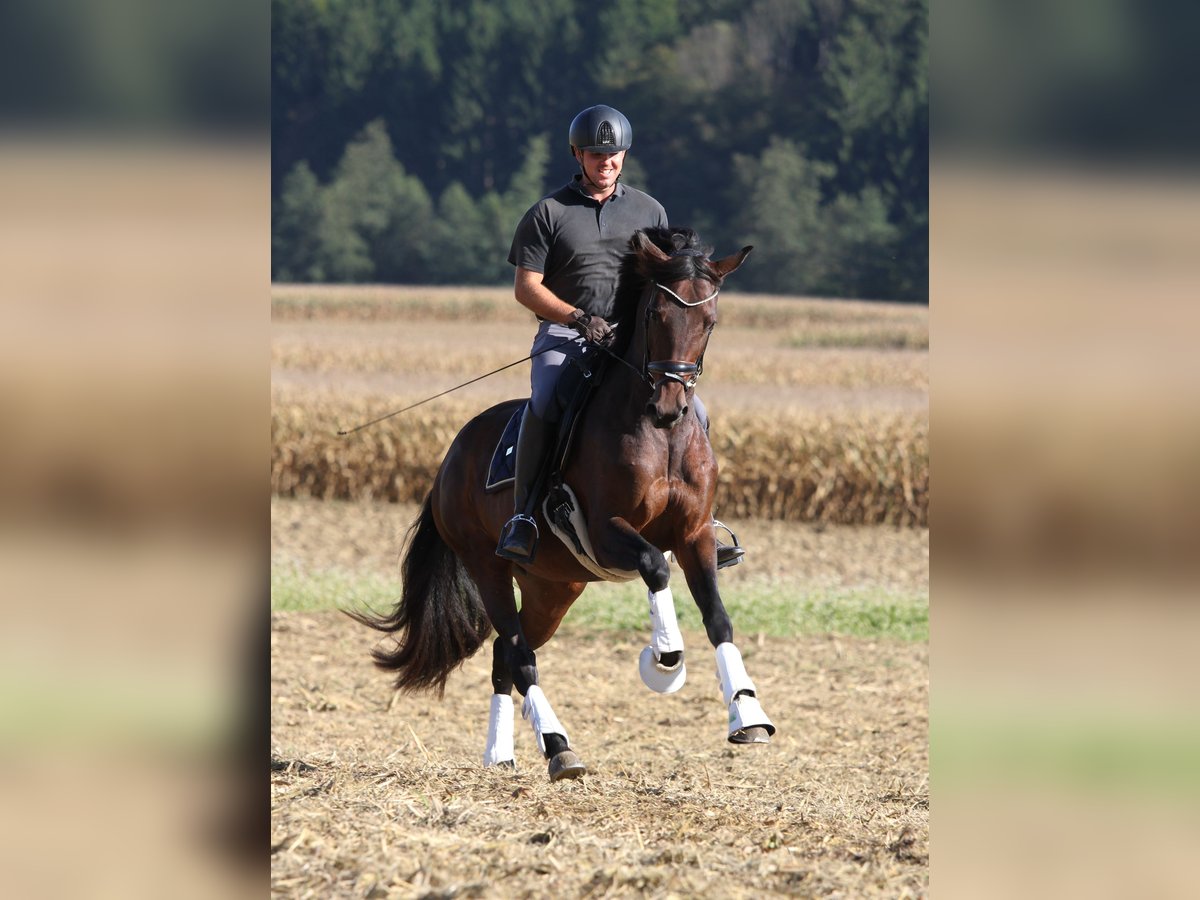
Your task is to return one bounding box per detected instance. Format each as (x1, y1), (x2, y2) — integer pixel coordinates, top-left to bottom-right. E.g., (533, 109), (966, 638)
(573, 147), (620, 194)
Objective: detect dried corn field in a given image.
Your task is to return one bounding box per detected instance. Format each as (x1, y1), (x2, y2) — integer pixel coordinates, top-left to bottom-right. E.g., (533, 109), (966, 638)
(272, 286), (928, 527)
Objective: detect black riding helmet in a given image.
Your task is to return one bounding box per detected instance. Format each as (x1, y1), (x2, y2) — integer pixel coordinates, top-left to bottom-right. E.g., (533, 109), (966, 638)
(568, 105), (632, 155)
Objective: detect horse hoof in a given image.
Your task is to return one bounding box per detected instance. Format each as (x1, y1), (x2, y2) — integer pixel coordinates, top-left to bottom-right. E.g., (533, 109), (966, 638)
(548, 750), (586, 781)
(729, 725), (772, 745)
(489, 759), (516, 770)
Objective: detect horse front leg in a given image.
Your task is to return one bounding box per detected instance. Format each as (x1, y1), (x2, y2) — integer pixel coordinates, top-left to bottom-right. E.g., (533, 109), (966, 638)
(594, 517), (687, 693)
(675, 529), (776, 744)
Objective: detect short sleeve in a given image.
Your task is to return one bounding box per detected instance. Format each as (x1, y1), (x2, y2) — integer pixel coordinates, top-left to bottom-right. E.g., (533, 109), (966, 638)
(655, 200), (668, 229)
(508, 202), (552, 272)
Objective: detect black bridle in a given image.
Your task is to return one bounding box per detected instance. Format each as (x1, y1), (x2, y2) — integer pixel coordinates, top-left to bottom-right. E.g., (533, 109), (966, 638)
(642, 279), (719, 391)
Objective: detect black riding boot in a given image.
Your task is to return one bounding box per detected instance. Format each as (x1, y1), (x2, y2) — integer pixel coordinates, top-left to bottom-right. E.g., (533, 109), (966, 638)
(496, 407), (553, 564)
(700, 412), (747, 570)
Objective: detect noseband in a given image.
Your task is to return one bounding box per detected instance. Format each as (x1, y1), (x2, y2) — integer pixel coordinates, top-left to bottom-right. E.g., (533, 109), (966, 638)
(643, 280), (719, 390)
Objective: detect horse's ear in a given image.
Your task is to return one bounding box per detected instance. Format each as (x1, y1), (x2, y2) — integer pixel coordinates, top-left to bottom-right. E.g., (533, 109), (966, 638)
(633, 230), (670, 262)
(710, 246), (753, 280)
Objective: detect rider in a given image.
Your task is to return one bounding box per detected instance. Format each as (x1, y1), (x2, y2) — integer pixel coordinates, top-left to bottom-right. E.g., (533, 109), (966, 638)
(496, 104), (746, 570)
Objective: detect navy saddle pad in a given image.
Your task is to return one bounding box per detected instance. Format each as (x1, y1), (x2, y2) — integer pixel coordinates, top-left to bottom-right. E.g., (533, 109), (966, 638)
(484, 402), (525, 492)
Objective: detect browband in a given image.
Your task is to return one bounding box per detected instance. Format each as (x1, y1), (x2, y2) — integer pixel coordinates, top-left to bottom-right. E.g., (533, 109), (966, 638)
(654, 282), (719, 307)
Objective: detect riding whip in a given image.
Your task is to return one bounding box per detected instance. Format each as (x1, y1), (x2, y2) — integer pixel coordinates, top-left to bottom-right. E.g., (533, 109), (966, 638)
(337, 336), (581, 436)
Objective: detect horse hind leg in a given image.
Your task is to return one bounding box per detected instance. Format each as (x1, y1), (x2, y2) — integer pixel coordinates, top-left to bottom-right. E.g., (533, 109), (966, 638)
(521, 683), (586, 781)
(510, 642), (584, 780)
(483, 637), (515, 769)
(508, 572), (588, 781)
(482, 634), (584, 776)
(716, 642), (776, 744)
(480, 647), (582, 780)
(464, 557), (585, 781)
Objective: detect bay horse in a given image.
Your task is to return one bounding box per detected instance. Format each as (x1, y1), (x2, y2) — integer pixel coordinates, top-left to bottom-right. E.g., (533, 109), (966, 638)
(350, 226), (775, 780)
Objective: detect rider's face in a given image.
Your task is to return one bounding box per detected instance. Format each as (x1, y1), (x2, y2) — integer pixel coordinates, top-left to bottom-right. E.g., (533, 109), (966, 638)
(576, 149), (625, 191)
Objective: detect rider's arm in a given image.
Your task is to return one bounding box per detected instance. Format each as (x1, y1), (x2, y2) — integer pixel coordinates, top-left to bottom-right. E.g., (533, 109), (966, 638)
(514, 267), (585, 325)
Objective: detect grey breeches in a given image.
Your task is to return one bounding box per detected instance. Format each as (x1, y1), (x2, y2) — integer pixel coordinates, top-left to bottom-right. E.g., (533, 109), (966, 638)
(529, 321), (591, 422)
(528, 319), (708, 430)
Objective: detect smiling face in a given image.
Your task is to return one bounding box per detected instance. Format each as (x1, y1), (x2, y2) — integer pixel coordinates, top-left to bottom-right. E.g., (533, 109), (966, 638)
(574, 149), (625, 195)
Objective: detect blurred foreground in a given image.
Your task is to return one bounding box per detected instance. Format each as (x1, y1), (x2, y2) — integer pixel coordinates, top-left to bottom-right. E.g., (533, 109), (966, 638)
(934, 2), (1200, 890)
(933, 161), (1200, 897)
(1, 0), (264, 892)
(0, 140), (265, 898)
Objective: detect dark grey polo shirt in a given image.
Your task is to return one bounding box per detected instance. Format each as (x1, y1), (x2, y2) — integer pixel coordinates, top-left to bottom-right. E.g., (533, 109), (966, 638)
(508, 176), (668, 320)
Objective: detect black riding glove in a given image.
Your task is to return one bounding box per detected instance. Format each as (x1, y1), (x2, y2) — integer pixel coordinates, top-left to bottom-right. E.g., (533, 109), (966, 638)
(568, 308), (614, 346)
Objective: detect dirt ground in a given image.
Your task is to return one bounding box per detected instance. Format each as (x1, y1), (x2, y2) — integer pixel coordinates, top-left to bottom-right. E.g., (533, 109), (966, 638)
(272, 614), (926, 898)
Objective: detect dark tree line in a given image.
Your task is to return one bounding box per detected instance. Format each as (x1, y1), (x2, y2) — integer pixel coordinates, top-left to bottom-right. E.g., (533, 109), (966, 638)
(272, 0), (927, 301)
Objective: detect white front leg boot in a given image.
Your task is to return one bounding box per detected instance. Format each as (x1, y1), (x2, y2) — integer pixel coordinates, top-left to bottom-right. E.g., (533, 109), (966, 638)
(639, 586), (687, 693)
(715, 642), (775, 742)
(483, 693), (515, 767)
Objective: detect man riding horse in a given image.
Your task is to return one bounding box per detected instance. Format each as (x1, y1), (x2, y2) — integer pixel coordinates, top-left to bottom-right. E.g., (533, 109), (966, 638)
(497, 104), (747, 569)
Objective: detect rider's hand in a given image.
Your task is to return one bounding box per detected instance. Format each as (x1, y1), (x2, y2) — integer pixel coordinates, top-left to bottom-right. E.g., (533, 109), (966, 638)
(567, 308), (614, 346)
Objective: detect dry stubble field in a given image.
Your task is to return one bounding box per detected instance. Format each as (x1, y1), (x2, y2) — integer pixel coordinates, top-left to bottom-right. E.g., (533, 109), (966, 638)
(271, 285), (929, 897)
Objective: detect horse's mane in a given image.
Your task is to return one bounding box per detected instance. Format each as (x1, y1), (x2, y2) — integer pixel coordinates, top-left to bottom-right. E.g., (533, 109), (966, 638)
(611, 226), (717, 353)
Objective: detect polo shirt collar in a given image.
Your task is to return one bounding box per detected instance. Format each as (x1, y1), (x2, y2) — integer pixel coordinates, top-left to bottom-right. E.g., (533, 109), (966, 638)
(567, 174), (626, 201)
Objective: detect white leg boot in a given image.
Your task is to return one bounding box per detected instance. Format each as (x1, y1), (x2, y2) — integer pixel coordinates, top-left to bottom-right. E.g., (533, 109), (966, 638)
(521, 684), (569, 755)
(483, 693), (515, 768)
(715, 642), (775, 743)
(639, 586), (687, 693)
(522, 684), (586, 781)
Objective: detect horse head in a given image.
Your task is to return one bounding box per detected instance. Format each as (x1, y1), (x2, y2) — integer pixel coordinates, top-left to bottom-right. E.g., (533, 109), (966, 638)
(630, 229), (752, 428)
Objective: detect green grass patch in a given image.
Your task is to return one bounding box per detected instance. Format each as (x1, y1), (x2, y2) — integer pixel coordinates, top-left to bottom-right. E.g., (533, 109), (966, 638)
(274, 565), (927, 642)
(933, 707), (1200, 797)
(566, 579), (927, 641)
(272, 566), (401, 613)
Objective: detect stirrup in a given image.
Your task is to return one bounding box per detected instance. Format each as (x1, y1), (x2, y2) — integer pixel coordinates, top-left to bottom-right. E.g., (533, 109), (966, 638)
(497, 514), (539, 563)
(713, 518), (746, 570)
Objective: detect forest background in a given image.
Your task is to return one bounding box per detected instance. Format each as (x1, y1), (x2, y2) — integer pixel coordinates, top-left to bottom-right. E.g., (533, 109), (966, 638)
(271, 0), (927, 301)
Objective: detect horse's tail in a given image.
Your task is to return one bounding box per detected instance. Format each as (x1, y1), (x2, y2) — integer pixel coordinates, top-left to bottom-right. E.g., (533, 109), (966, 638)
(344, 493), (491, 696)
